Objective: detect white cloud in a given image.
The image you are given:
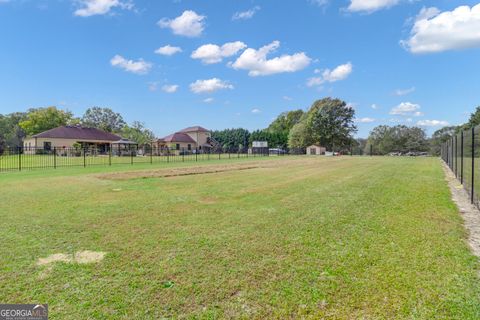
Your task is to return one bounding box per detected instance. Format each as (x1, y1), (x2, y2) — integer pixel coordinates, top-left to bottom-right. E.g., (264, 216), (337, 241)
(231, 41), (311, 76)
(162, 84), (179, 93)
(283, 96), (293, 101)
(394, 87), (415, 96)
(251, 108), (261, 114)
(417, 120), (449, 127)
(203, 97), (214, 103)
(310, 0), (329, 6)
(347, 0), (400, 13)
(232, 6), (260, 20)
(158, 10), (206, 37)
(357, 117), (375, 123)
(191, 41), (247, 64)
(389, 102), (422, 116)
(190, 78), (233, 94)
(148, 82), (159, 91)
(74, 0), (133, 17)
(155, 45), (182, 56)
(110, 55), (152, 74)
(371, 104), (378, 109)
(402, 4), (480, 53)
(307, 62), (353, 87)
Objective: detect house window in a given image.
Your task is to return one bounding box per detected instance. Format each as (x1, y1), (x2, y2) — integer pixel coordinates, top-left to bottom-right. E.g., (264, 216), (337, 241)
(188, 144), (191, 151)
(44, 142), (52, 151)
(176, 143), (180, 150)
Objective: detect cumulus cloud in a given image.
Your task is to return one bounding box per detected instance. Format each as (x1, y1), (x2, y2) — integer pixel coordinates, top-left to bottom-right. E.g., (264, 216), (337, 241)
(155, 45), (182, 56)
(357, 117), (375, 123)
(74, 0), (133, 17)
(402, 4), (480, 53)
(389, 102), (422, 116)
(417, 120), (449, 127)
(232, 6), (260, 20)
(191, 41), (247, 64)
(251, 108), (261, 114)
(394, 87), (415, 96)
(110, 55), (152, 74)
(307, 62), (353, 87)
(371, 104), (378, 109)
(347, 0), (400, 13)
(158, 10), (206, 37)
(189, 78), (234, 94)
(231, 41), (311, 76)
(162, 84), (179, 93)
(203, 97), (214, 103)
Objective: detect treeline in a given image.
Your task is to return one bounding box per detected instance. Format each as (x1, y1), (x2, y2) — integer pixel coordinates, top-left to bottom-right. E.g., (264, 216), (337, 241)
(0, 106), (154, 152)
(213, 98), (358, 152)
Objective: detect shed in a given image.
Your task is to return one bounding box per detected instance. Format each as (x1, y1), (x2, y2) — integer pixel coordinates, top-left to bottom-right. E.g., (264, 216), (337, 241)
(306, 145), (326, 155)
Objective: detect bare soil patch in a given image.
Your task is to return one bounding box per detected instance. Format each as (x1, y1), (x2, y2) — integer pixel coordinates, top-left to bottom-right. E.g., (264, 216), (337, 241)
(443, 163), (480, 258)
(37, 251), (106, 266)
(97, 163), (261, 180)
(96, 157), (335, 181)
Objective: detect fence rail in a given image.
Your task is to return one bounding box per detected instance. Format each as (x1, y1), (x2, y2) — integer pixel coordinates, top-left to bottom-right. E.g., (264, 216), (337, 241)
(441, 126), (480, 207)
(0, 146), (305, 173)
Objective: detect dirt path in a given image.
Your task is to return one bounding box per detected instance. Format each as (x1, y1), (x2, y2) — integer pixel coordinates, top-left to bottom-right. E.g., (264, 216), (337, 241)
(443, 162), (480, 258)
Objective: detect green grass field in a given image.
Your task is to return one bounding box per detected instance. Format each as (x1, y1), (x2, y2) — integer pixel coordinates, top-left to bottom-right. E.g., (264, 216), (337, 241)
(0, 152), (255, 172)
(1, 156), (479, 319)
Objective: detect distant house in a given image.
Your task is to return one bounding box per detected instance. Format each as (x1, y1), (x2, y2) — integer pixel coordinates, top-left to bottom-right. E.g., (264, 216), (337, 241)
(23, 125), (128, 153)
(306, 144), (326, 155)
(156, 126), (216, 153)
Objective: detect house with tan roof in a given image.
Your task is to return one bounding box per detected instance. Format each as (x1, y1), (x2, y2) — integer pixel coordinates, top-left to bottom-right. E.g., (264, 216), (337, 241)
(156, 126), (217, 154)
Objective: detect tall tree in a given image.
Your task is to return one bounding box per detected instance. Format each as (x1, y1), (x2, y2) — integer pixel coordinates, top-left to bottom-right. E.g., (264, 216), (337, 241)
(430, 126), (458, 156)
(463, 106), (480, 130)
(211, 128), (250, 152)
(307, 98), (357, 150)
(19, 107), (75, 136)
(267, 110), (304, 148)
(366, 125), (429, 155)
(0, 112), (28, 148)
(121, 121), (155, 145)
(288, 114), (313, 148)
(81, 107), (126, 133)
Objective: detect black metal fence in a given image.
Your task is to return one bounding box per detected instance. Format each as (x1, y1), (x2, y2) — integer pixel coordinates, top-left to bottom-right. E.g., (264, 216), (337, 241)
(0, 145), (305, 173)
(441, 126), (480, 206)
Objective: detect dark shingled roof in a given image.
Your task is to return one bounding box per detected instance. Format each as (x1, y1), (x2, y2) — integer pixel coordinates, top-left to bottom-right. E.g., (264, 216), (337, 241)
(179, 126), (209, 133)
(32, 126), (122, 141)
(159, 132), (196, 143)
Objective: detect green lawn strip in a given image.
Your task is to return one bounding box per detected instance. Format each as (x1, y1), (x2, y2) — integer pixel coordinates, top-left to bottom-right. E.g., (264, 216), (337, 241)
(0, 157), (479, 319)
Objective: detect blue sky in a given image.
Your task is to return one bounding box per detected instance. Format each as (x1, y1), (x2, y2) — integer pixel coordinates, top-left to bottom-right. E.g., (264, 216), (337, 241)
(0, 0), (479, 138)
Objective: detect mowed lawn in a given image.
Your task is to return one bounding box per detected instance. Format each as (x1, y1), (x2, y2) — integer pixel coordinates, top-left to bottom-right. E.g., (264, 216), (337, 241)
(1, 156), (480, 319)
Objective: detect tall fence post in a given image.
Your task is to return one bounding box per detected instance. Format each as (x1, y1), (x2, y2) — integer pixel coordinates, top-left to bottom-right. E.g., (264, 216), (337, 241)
(83, 147), (86, 168)
(109, 146), (112, 166)
(18, 146), (21, 171)
(195, 148), (198, 162)
(167, 147), (170, 163)
(370, 144), (373, 156)
(150, 143), (153, 164)
(131, 149), (134, 165)
(472, 127), (475, 204)
(54, 147), (57, 169)
(182, 148), (185, 162)
(455, 135), (458, 177)
(461, 131), (464, 184)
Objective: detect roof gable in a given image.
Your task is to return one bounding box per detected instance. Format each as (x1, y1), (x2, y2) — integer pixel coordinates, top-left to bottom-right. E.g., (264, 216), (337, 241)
(159, 132), (196, 143)
(179, 126), (209, 133)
